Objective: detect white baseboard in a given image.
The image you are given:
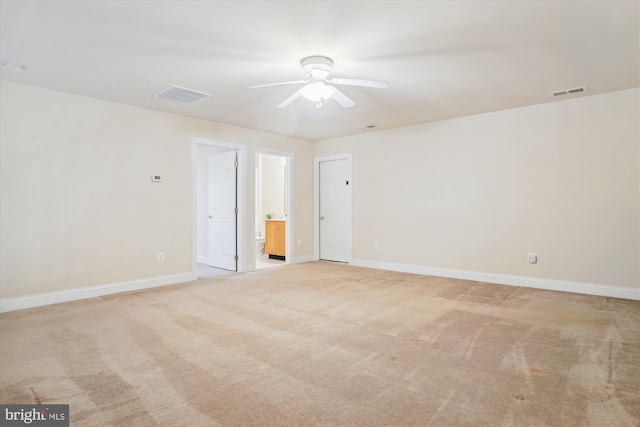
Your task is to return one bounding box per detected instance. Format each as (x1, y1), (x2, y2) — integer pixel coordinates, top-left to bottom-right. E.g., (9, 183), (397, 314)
(291, 255), (316, 264)
(349, 259), (639, 301)
(4, 261), (636, 313)
(0, 272), (195, 313)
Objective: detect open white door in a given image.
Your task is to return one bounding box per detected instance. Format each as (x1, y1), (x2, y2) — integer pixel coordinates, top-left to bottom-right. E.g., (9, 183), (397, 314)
(319, 158), (350, 262)
(208, 151), (237, 271)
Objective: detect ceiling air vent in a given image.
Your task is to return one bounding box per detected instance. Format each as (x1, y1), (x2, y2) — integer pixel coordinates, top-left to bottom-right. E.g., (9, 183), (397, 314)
(550, 86), (586, 97)
(155, 85), (211, 104)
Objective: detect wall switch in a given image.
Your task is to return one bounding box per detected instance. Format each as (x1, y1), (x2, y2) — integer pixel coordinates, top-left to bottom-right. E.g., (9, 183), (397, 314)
(374, 242), (380, 250)
(157, 252), (165, 262)
(528, 253), (537, 264)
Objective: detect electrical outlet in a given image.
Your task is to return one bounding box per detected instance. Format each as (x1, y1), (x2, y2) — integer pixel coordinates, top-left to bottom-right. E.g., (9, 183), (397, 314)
(374, 242), (380, 250)
(297, 240), (302, 247)
(157, 252), (165, 262)
(528, 253), (537, 264)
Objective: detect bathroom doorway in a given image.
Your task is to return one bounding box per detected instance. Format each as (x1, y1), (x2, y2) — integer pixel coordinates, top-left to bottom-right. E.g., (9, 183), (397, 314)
(255, 150), (291, 270)
(193, 138), (247, 278)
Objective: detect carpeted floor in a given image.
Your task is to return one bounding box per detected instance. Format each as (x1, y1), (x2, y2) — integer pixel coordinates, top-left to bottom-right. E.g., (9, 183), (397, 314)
(1, 262), (638, 426)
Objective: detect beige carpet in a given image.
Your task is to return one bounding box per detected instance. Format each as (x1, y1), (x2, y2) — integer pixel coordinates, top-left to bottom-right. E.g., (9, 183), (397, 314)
(1, 262), (638, 426)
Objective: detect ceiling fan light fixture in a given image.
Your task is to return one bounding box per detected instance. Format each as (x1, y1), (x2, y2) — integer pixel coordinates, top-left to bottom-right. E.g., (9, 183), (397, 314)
(300, 81), (334, 103)
(251, 55), (385, 109)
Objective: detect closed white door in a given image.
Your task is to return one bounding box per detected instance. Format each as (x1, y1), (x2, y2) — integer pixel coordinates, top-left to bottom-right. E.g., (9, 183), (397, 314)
(208, 151), (237, 270)
(319, 158), (350, 262)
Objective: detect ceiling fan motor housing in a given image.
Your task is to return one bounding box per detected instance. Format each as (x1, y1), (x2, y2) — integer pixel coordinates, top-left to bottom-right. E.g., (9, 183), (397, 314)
(301, 56), (333, 80)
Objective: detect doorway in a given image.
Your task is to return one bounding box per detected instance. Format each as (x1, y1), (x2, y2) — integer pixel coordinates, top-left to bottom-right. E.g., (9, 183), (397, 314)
(254, 149), (292, 270)
(314, 154), (352, 263)
(193, 138), (247, 278)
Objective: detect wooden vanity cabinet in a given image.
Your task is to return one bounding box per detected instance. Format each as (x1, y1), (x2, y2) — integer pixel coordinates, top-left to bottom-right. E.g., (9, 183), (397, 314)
(265, 220), (286, 258)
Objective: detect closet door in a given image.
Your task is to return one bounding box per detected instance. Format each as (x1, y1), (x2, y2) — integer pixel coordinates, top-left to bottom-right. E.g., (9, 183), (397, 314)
(319, 159), (350, 262)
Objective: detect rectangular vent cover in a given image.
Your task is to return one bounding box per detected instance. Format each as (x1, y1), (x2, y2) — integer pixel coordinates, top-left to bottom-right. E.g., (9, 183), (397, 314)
(550, 86), (586, 97)
(155, 85), (211, 104)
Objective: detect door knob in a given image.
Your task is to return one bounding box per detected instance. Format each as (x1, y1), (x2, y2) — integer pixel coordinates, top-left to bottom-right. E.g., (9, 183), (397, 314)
(207, 215), (212, 219)
(320, 216), (325, 220)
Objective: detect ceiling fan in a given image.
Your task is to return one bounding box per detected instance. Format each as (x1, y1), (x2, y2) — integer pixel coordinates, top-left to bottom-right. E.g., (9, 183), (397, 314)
(249, 56), (389, 109)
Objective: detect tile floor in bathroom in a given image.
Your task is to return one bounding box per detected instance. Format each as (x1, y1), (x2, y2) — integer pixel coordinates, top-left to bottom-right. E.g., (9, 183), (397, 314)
(255, 256), (285, 270)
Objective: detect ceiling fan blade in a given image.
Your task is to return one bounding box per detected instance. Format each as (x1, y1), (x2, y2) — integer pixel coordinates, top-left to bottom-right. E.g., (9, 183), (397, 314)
(328, 78), (389, 89)
(249, 80), (309, 89)
(277, 88), (303, 108)
(330, 87), (355, 108)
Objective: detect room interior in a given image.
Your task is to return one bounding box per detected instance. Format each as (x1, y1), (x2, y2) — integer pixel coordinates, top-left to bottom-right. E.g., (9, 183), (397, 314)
(0, 1), (638, 425)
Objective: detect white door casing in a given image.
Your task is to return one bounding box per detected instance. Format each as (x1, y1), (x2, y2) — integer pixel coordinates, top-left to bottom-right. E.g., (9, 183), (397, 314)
(208, 151), (237, 271)
(318, 157), (351, 262)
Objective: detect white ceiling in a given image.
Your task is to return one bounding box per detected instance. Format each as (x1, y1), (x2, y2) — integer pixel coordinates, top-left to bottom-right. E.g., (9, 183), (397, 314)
(1, 0), (638, 141)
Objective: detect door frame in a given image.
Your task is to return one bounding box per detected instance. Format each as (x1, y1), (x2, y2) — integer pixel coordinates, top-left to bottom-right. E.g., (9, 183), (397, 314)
(253, 146), (294, 269)
(192, 137), (247, 277)
(314, 153), (352, 263)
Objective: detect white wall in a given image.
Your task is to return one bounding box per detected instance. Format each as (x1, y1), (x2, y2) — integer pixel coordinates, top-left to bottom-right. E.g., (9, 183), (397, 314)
(259, 153), (286, 221)
(0, 81), (314, 302)
(2, 80), (637, 304)
(314, 88), (640, 295)
(255, 153), (287, 238)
